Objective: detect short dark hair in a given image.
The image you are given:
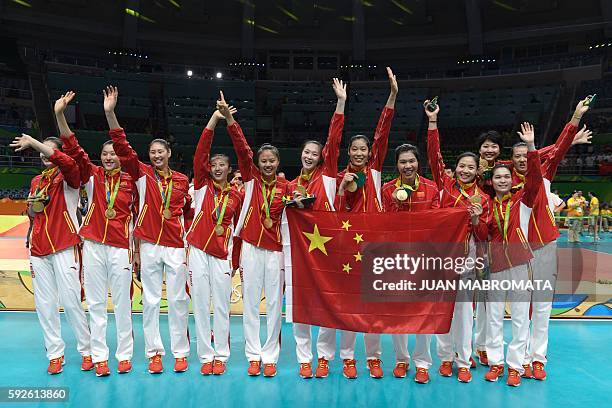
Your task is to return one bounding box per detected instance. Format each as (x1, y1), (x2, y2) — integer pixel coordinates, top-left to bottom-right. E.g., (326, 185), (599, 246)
(511, 142), (528, 155)
(454, 151), (479, 168)
(256, 143), (280, 162)
(349, 134), (371, 150)
(477, 130), (503, 150)
(43, 136), (62, 150)
(491, 163), (512, 177)
(395, 143), (420, 164)
(149, 138), (170, 151)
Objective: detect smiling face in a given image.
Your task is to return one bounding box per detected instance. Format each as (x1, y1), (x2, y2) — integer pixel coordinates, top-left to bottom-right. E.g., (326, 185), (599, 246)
(210, 156), (231, 184)
(455, 156), (478, 184)
(480, 139), (500, 163)
(348, 138), (370, 168)
(492, 167), (512, 196)
(512, 145), (528, 175)
(397, 151), (418, 182)
(258, 149), (279, 178)
(301, 142), (322, 173)
(100, 143), (120, 171)
(149, 142), (170, 170)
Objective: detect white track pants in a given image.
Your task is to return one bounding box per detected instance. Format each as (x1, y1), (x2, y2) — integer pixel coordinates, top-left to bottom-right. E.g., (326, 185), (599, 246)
(31, 246), (90, 360)
(140, 241), (189, 359)
(392, 334), (432, 369)
(525, 241), (557, 364)
(474, 297), (487, 352)
(315, 328), (357, 361)
(241, 241), (284, 364)
(188, 247), (232, 363)
(486, 264), (531, 374)
(82, 240), (133, 363)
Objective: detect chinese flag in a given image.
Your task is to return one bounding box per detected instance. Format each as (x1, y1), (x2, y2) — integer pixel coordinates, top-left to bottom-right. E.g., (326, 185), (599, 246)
(282, 208), (470, 334)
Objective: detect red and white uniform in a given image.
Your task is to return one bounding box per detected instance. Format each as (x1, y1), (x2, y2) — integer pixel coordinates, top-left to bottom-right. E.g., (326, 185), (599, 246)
(475, 150), (542, 375)
(110, 128), (192, 359)
(428, 127), (492, 360)
(335, 107), (394, 363)
(228, 121), (289, 365)
(187, 127), (243, 364)
(61, 133), (135, 364)
(382, 175), (440, 369)
(28, 150), (90, 360)
(284, 112), (348, 364)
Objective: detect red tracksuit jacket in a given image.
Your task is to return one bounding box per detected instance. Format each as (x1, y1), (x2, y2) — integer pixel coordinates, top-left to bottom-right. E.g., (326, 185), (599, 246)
(381, 175), (440, 212)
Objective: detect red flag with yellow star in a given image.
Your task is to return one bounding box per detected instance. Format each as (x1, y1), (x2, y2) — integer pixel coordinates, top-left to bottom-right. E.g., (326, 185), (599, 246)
(282, 207), (470, 334)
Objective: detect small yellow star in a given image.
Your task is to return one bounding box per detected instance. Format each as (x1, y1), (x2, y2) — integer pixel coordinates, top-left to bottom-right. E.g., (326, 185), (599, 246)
(342, 263), (352, 274)
(353, 233), (364, 244)
(354, 252), (363, 262)
(303, 224), (333, 255)
(341, 220), (352, 231)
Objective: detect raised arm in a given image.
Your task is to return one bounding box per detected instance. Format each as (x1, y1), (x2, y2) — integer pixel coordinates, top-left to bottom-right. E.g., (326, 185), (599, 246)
(517, 126), (542, 207)
(321, 78), (346, 177)
(370, 67), (397, 171)
(425, 101), (448, 190)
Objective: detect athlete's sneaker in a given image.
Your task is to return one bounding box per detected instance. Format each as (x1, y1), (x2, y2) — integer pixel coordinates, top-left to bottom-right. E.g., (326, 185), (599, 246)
(95, 361), (110, 377)
(315, 358), (329, 378)
(484, 365), (504, 382)
(200, 361), (213, 375)
(213, 360), (226, 375)
(263, 363), (277, 377)
(438, 361), (453, 377)
(174, 357), (188, 373)
(506, 368), (521, 387)
(521, 364), (533, 379)
(414, 367), (430, 384)
(470, 357), (477, 368)
(148, 354), (163, 374)
(117, 360), (132, 374)
(477, 350), (489, 366)
(367, 359), (383, 379)
(81, 355), (94, 371)
(299, 362), (313, 378)
(532, 361), (547, 381)
(247, 361), (261, 376)
(47, 356), (64, 375)
(343, 359), (358, 379)
(457, 367), (472, 383)
(393, 362), (409, 378)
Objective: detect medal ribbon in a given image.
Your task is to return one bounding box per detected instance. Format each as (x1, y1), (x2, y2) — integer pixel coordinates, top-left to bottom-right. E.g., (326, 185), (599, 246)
(105, 168), (121, 211)
(512, 168), (525, 191)
(493, 195), (512, 245)
(155, 169), (173, 215)
(33, 167), (59, 200)
(453, 179), (475, 207)
(395, 174), (420, 192)
(261, 178), (277, 221)
(212, 182), (230, 228)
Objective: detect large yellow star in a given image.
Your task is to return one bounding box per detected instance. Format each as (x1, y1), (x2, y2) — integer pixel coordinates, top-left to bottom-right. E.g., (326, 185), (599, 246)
(354, 251), (363, 262)
(303, 224), (333, 255)
(343, 263), (352, 274)
(342, 220), (352, 231)
(353, 233), (364, 244)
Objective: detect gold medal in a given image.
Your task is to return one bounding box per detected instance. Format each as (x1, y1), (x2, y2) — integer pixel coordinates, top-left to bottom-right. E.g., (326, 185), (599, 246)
(263, 217), (273, 229)
(296, 185), (307, 197)
(346, 181), (358, 193)
(395, 188), (409, 202)
(163, 209), (172, 219)
(214, 225), (225, 236)
(470, 194), (482, 204)
(105, 208), (116, 219)
(31, 201), (45, 213)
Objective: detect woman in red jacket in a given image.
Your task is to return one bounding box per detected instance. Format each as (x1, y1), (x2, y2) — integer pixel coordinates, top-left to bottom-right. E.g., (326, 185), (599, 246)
(218, 91), (289, 378)
(105, 86), (193, 375)
(426, 100), (491, 383)
(54, 91), (136, 377)
(187, 107), (242, 376)
(11, 133), (92, 375)
(335, 67), (397, 379)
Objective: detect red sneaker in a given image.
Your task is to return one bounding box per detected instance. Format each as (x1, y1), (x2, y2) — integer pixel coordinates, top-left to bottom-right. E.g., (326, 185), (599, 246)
(367, 359), (383, 379)
(315, 358), (329, 378)
(247, 361), (261, 376)
(213, 360), (226, 375)
(521, 364), (533, 379)
(393, 362), (409, 378)
(532, 361), (547, 381)
(148, 354), (163, 374)
(81, 355), (94, 371)
(470, 357), (477, 368)
(200, 361), (213, 375)
(174, 357), (188, 373)
(438, 361), (453, 377)
(95, 361), (110, 377)
(477, 350), (489, 366)
(263, 363), (277, 377)
(47, 356), (64, 375)
(507, 368), (521, 387)
(484, 365), (504, 382)
(118, 360), (132, 374)
(414, 367), (430, 384)
(457, 367), (472, 383)
(343, 359), (358, 379)
(299, 362), (313, 379)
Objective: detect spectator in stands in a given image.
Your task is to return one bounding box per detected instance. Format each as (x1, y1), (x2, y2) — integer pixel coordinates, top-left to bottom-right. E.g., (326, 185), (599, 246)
(587, 191), (600, 240)
(566, 191), (586, 242)
(601, 202), (610, 232)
